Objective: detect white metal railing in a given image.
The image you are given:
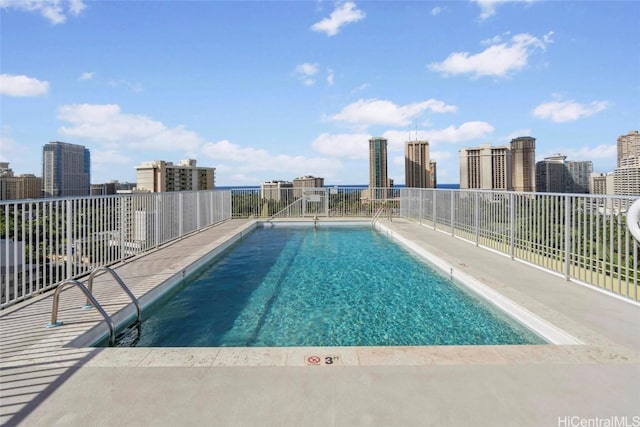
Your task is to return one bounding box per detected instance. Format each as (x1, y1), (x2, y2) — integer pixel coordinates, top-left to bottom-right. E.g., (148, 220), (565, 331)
(401, 188), (639, 302)
(5, 186), (634, 308)
(231, 186), (401, 219)
(1, 190), (231, 308)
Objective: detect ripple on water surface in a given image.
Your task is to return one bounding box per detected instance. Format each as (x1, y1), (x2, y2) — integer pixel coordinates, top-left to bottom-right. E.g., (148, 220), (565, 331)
(130, 227), (545, 347)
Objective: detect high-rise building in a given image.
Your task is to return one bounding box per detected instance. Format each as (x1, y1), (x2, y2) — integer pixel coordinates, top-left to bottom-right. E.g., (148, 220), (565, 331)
(510, 136), (536, 192)
(460, 137), (536, 192)
(293, 175), (324, 197)
(42, 141), (90, 197)
(429, 161), (437, 188)
(261, 180), (293, 202)
(565, 160), (592, 193)
(0, 162), (42, 200)
(90, 183), (117, 196)
(614, 157), (640, 196)
(590, 172), (614, 195)
(613, 130), (640, 196)
(536, 155), (592, 193)
(405, 141), (436, 188)
(459, 144), (512, 190)
(536, 154), (567, 193)
(135, 159), (215, 192)
(369, 137), (389, 199)
(617, 130), (640, 167)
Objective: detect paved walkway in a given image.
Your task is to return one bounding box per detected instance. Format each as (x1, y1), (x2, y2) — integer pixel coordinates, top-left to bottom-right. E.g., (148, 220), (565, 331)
(0, 218), (638, 427)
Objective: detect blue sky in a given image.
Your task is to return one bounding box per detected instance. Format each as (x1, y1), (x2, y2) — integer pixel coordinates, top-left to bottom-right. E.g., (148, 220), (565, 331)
(1, 1), (638, 186)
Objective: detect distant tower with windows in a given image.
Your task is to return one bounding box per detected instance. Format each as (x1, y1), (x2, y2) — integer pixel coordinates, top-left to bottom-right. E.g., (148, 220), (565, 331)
(42, 141), (91, 197)
(536, 154), (592, 193)
(405, 140), (436, 188)
(614, 130), (640, 196)
(510, 136), (536, 192)
(459, 137), (535, 192)
(369, 137), (389, 198)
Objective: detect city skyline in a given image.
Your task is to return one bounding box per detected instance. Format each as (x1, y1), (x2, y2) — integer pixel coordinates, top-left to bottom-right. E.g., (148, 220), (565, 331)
(1, 1), (639, 186)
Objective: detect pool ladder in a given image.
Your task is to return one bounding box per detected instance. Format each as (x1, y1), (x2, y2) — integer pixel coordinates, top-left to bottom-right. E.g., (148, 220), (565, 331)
(47, 266), (141, 346)
(372, 206), (385, 228)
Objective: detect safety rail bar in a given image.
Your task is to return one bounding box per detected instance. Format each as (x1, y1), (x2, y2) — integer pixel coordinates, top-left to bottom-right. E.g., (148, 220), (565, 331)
(371, 206), (385, 228)
(267, 196), (304, 221)
(628, 198), (640, 243)
(46, 279), (116, 346)
(85, 266), (141, 324)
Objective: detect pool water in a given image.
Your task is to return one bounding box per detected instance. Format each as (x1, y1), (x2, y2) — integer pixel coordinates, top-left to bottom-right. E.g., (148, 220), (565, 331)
(124, 225), (546, 347)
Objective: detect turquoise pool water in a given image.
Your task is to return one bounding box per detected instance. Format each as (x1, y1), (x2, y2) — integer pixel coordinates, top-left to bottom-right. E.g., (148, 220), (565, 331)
(123, 225), (545, 347)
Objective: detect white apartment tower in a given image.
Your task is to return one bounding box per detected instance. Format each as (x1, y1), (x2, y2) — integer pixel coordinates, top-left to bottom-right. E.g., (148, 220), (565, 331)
(135, 159), (215, 192)
(614, 130), (640, 196)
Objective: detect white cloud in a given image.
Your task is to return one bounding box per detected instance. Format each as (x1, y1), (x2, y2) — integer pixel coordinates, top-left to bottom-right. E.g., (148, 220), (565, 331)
(294, 62), (319, 86)
(473, 0), (538, 20)
(382, 122), (494, 151)
(108, 79), (143, 92)
(327, 68), (335, 86)
(0, 126), (18, 162)
(431, 6), (443, 16)
(0, 74), (49, 97)
(430, 151), (452, 162)
(429, 32), (552, 78)
(533, 99), (609, 123)
(539, 145), (616, 163)
(202, 139), (343, 179)
(330, 98), (457, 127)
(57, 104), (204, 151)
(380, 123), (491, 152)
(0, 0), (86, 24)
(90, 149), (133, 167)
(501, 128), (532, 142)
(423, 121), (495, 143)
(78, 71), (94, 81)
(392, 155), (405, 167)
(311, 133), (371, 160)
(351, 83), (370, 93)
(310, 1), (365, 36)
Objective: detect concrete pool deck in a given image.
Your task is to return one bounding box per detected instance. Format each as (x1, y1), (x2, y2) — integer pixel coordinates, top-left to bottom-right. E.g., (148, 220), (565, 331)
(0, 218), (638, 426)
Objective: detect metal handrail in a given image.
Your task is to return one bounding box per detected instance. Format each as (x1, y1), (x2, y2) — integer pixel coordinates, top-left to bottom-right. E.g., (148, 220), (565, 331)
(85, 266), (141, 323)
(267, 196), (303, 221)
(627, 198), (640, 243)
(371, 205), (385, 228)
(47, 279), (116, 346)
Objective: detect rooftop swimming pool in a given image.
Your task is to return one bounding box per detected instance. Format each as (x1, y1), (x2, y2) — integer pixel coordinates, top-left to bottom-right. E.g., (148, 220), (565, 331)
(104, 223), (548, 347)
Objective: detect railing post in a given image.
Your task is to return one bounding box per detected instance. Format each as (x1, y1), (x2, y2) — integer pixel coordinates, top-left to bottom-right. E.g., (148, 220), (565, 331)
(197, 192), (201, 230)
(509, 193), (515, 259)
(432, 189), (437, 229)
(179, 193), (184, 237)
(450, 191), (455, 237)
(474, 191), (479, 246)
(119, 197), (124, 258)
(565, 195), (571, 280)
(155, 195), (160, 246)
(419, 189), (423, 224)
(66, 199), (72, 280)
